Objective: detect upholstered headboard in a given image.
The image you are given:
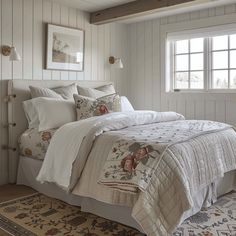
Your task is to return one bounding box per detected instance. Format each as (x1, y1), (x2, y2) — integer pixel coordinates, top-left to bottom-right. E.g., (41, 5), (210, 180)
(7, 79), (114, 183)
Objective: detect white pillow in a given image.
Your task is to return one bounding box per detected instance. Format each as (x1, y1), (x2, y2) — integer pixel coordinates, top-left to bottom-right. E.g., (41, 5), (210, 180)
(52, 83), (78, 100)
(77, 84), (116, 99)
(23, 99), (40, 129)
(29, 86), (63, 99)
(120, 96), (134, 112)
(24, 97), (76, 131)
(29, 83), (77, 100)
(96, 84), (116, 94)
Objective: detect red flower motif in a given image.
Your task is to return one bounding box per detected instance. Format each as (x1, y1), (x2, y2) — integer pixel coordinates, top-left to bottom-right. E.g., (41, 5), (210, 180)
(42, 131), (52, 141)
(134, 147), (149, 161)
(45, 228), (60, 235)
(202, 231), (213, 236)
(24, 148), (32, 157)
(98, 104), (108, 114)
(121, 154), (137, 172)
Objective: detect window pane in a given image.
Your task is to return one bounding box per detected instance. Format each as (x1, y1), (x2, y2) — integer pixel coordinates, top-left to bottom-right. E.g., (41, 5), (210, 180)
(230, 70), (236, 88)
(190, 38), (203, 53)
(212, 70), (228, 89)
(230, 34), (236, 49)
(212, 35), (228, 51)
(175, 72), (188, 89)
(230, 50), (236, 68)
(175, 55), (189, 71)
(212, 51), (228, 69)
(190, 71), (204, 89)
(190, 53), (203, 70)
(175, 40), (188, 54)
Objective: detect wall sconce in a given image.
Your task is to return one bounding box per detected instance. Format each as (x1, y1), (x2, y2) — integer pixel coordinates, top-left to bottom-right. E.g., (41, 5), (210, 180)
(109, 56), (123, 69)
(1, 45), (21, 61)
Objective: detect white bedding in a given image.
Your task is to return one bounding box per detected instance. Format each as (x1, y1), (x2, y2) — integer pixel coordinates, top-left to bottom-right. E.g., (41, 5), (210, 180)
(37, 111), (184, 190)
(36, 111), (236, 236)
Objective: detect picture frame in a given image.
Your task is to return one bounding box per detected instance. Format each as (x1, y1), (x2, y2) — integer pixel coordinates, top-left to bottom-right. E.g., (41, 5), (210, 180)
(46, 24), (84, 71)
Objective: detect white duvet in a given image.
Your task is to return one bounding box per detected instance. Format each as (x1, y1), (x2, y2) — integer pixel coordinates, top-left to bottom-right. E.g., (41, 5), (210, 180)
(37, 111), (184, 190)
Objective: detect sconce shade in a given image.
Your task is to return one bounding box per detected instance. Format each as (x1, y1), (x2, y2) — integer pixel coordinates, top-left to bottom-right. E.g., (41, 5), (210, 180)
(115, 58), (123, 69)
(109, 56), (123, 69)
(9, 47), (21, 61)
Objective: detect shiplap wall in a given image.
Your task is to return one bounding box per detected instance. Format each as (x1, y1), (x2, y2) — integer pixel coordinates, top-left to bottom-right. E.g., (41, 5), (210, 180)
(0, 0), (129, 185)
(128, 3), (236, 125)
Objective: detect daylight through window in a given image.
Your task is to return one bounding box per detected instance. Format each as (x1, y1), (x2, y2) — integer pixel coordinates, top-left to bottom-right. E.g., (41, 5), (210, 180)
(169, 33), (236, 91)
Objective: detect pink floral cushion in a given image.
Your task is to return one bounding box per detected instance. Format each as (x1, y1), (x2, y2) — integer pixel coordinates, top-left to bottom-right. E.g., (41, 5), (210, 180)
(73, 94), (121, 120)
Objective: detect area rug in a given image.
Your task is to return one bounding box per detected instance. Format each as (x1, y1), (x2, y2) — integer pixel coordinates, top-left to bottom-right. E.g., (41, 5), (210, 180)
(0, 192), (235, 236)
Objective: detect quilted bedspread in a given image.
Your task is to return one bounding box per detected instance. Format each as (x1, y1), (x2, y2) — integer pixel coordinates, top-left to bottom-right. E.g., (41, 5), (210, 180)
(37, 111), (236, 236)
(98, 120), (236, 235)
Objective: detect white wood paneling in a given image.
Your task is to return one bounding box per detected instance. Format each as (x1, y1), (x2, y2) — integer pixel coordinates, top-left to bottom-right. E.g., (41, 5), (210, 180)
(128, 3), (236, 126)
(0, 0), (128, 185)
(23, 0), (33, 80)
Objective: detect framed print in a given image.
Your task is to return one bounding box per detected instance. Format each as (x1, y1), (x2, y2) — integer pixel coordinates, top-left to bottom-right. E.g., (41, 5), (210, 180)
(46, 24), (84, 71)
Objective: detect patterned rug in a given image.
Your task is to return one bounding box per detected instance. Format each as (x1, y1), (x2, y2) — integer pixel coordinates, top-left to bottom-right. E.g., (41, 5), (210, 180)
(0, 192), (235, 236)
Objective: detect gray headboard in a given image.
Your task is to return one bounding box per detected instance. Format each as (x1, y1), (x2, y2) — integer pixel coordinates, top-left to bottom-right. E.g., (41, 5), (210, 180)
(7, 79), (114, 183)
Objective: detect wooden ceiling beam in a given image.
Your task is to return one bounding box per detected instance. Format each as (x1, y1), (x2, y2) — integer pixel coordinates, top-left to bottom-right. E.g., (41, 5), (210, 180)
(90, 0), (197, 25)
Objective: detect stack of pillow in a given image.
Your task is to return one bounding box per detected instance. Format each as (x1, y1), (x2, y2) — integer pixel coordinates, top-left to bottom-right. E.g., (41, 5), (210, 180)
(23, 83), (134, 132)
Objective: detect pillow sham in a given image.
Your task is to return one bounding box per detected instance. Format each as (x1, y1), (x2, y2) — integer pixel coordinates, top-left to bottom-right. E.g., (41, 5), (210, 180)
(29, 83), (77, 100)
(95, 84), (116, 94)
(24, 97), (76, 131)
(74, 94), (121, 120)
(120, 96), (134, 112)
(52, 83), (78, 100)
(23, 99), (40, 129)
(29, 86), (63, 99)
(77, 84), (116, 99)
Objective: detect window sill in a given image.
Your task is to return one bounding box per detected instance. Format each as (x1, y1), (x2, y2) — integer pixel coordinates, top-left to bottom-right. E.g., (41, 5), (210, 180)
(166, 89), (236, 94)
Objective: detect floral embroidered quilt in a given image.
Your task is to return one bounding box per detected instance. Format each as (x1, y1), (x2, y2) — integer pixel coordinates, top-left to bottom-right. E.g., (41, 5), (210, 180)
(98, 120), (232, 193)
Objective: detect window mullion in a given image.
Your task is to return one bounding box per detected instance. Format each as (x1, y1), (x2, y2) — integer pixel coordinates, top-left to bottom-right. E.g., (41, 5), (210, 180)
(172, 42), (175, 90)
(208, 38), (212, 90)
(203, 38), (208, 91)
(228, 36), (230, 89)
(188, 40), (191, 89)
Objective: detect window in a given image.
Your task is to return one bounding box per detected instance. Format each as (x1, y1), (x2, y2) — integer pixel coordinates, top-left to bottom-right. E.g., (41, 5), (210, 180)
(174, 38), (204, 90)
(168, 32), (236, 91)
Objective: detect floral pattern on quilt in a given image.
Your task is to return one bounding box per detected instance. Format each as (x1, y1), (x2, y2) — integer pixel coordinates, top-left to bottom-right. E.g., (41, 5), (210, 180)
(19, 128), (57, 160)
(74, 94), (121, 120)
(99, 120), (231, 192)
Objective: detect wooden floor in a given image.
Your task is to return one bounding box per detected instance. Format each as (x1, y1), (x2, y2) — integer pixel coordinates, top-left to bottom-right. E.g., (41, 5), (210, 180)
(0, 184), (36, 236)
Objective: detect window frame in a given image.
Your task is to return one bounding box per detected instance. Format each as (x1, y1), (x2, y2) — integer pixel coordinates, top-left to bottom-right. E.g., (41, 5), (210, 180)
(168, 34), (236, 93)
(173, 38), (205, 90)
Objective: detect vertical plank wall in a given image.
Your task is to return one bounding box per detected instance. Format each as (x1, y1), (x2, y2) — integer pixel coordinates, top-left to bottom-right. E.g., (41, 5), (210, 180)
(128, 3), (236, 125)
(0, 0), (129, 185)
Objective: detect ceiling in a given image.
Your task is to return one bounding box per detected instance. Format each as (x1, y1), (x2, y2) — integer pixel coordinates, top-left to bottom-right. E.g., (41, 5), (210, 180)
(53, 0), (135, 12)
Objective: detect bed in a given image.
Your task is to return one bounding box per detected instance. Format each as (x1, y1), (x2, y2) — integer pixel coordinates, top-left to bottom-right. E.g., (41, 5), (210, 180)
(7, 79), (236, 236)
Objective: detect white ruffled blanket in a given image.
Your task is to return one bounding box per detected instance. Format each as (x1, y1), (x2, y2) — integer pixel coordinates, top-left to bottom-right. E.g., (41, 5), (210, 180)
(37, 111), (236, 236)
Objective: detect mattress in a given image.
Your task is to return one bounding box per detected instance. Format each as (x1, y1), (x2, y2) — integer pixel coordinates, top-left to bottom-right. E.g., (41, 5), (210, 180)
(18, 128), (57, 160)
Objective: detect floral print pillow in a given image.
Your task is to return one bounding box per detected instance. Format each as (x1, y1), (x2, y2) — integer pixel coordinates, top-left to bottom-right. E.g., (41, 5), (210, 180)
(73, 94), (121, 120)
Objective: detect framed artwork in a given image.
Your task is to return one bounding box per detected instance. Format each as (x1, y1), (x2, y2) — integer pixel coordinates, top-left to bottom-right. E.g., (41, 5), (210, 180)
(46, 24), (84, 71)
